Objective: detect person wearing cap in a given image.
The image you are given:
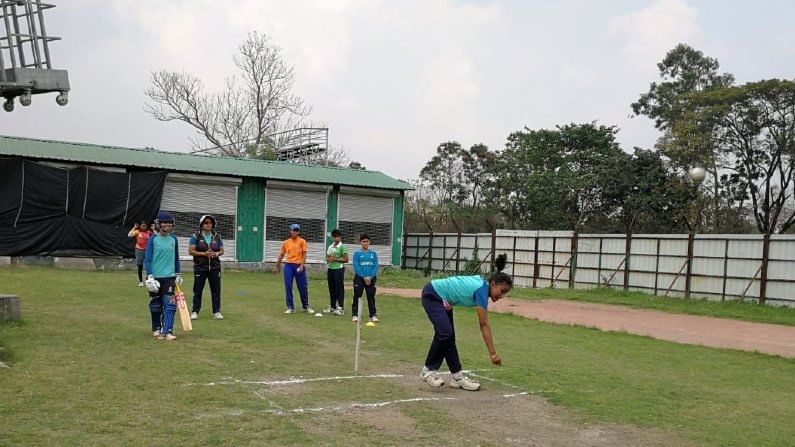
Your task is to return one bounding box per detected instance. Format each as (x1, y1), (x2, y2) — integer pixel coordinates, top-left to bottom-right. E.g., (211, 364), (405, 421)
(272, 223), (314, 314)
(188, 215), (225, 320)
(143, 211), (183, 341)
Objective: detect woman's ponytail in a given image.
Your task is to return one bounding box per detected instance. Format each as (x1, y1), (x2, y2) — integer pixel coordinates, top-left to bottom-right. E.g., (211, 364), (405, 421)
(489, 253), (513, 287)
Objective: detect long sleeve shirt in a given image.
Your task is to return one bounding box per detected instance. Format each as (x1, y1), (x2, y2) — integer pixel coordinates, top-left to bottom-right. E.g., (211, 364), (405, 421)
(352, 249), (378, 278)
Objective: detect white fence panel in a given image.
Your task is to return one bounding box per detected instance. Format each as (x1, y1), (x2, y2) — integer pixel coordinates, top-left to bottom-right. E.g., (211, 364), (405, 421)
(402, 232), (795, 306)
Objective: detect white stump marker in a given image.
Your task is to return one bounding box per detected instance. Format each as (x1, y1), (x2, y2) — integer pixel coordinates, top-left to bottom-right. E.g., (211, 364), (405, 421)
(354, 299), (364, 373)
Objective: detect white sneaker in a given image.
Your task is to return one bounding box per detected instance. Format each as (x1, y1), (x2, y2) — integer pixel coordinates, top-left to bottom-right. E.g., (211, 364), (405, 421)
(304, 307), (315, 314)
(138, 282), (144, 288)
(285, 309), (296, 314)
(352, 316), (358, 322)
(152, 330), (161, 337)
(333, 308), (344, 316)
(190, 312), (199, 320)
(322, 307), (334, 314)
(158, 333), (178, 341)
(450, 376), (481, 391)
(213, 312), (224, 320)
(421, 370), (445, 388)
(370, 315), (379, 323)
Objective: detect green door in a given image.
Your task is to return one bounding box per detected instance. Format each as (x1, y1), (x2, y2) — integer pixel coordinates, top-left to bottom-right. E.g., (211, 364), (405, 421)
(236, 178), (265, 262)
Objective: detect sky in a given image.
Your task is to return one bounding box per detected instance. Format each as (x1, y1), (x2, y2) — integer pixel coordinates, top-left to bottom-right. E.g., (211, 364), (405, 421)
(1, 0), (794, 180)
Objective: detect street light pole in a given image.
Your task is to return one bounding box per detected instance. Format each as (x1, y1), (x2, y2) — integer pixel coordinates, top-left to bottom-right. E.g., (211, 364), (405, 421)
(684, 166), (706, 299)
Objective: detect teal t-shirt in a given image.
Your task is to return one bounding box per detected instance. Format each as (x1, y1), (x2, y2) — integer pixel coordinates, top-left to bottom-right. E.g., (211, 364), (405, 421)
(147, 234), (178, 278)
(430, 276), (489, 309)
(326, 242), (347, 270)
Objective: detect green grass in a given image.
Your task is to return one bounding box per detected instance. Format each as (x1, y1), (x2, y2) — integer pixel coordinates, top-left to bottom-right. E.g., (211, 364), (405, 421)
(1, 266), (794, 446)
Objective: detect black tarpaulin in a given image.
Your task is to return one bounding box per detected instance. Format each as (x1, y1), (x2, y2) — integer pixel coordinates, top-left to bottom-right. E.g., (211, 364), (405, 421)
(0, 159), (167, 257)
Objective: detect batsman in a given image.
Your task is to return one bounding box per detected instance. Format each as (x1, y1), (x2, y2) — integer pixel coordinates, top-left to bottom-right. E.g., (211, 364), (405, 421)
(143, 211), (184, 341)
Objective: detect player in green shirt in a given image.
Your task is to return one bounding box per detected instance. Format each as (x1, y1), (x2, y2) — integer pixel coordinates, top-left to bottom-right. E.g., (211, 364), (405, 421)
(324, 229), (349, 316)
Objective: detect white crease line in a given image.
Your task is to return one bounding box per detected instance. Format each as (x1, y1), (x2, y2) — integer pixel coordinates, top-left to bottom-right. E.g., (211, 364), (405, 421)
(187, 373), (404, 387)
(503, 392), (529, 398)
(467, 371), (526, 392)
(262, 397), (456, 415)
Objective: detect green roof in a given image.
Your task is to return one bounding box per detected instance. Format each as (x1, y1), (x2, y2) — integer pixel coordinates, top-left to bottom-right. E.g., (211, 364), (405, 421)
(0, 135), (412, 191)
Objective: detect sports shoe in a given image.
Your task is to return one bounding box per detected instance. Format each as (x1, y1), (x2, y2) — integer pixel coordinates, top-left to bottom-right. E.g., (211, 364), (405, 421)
(303, 307), (315, 314)
(158, 333), (178, 341)
(284, 309), (295, 314)
(333, 308), (344, 316)
(322, 307), (334, 314)
(370, 315), (379, 323)
(138, 282), (144, 288)
(421, 369), (445, 388)
(190, 312), (199, 320)
(152, 330), (161, 337)
(352, 315), (358, 322)
(213, 312), (224, 320)
(449, 376), (481, 391)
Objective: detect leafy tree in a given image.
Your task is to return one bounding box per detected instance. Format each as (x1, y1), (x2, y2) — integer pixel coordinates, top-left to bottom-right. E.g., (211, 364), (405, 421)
(633, 44), (737, 230)
(145, 32), (311, 158)
(601, 148), (692, 233)
(495, 123), (625, 232)
(676, 79), (795, 234)
(419, 141), (467, 205)
(632, 43), (734, 131)
(460, 143), (498, 210)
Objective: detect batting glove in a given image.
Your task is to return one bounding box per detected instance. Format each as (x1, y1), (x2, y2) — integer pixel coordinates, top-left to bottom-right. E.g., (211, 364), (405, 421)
(145, 275), (160, 293)
(175, 273), (183, 286)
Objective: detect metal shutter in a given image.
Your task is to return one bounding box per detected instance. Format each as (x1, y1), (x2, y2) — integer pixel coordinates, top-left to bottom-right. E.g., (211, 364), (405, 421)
(338, 194), (393, 265)
(160, 181), (238, 261)
(264, 188), (328, 263)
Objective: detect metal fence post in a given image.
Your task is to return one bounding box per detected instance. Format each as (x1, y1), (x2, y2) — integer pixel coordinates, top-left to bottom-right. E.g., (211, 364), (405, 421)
(401, 234), (408, 269)
(623, 231), (632, 291)
(442, 235), (448, 273)
(760, 233), (770, 305)
(685, 231), (694, 298)
(597, 237), (603, 286)
(721, 238), (729, 301)
(455, 231), (462, 275)
(551, 237), (557, 288)
(653, 238), (661, 295)
(568, 231), (578, 289)
(532, 233), (540, 288)
(490, 227), (497, 271)
(512, 236), (517, 278)
(427, 231), (434, 274)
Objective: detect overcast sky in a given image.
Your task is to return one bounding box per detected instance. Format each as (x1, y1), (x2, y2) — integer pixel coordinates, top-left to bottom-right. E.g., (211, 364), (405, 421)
(1, 0), (793, 180)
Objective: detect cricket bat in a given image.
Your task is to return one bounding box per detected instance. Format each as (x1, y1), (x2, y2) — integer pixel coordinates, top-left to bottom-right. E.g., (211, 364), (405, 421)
(175, 284), (192, 332)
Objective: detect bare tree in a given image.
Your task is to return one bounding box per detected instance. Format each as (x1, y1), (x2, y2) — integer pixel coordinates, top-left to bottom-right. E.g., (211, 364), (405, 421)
(145, 32), (311, 157)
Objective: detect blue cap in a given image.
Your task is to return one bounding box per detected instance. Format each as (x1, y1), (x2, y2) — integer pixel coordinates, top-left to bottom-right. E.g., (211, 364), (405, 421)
(156, 211), (174, 223)
(289, 223), (300, 231)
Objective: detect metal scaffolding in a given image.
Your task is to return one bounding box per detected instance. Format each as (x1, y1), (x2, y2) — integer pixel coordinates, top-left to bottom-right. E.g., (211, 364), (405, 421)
(0, 0), (69, 111)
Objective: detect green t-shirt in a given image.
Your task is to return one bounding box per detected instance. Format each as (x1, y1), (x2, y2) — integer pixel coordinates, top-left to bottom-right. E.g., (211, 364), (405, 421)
(326, 242), (347, 269)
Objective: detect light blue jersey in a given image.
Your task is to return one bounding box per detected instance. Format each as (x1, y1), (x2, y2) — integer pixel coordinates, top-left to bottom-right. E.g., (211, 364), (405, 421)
(353, 249), (379, 278)
(430, 276), (489, 309)
(143, 233), (181, 278)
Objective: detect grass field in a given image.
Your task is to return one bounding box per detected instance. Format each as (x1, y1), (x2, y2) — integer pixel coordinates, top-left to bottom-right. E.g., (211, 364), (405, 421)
(2, 266), (795, 446)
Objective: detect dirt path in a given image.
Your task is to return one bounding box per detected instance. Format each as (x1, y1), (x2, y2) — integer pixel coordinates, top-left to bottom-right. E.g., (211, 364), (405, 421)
(377, 287), (795, 358)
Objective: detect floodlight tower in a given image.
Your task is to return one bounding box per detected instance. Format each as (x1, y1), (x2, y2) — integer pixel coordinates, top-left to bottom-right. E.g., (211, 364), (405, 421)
(0, 0), (69, 112)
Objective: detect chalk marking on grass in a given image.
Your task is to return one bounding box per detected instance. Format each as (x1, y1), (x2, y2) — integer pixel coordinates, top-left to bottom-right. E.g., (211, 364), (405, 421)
(189, 373), (404, 387)
(503, 392), (529, 398)
(262, 397), (457, 415)
(0, 361), (9, 368)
